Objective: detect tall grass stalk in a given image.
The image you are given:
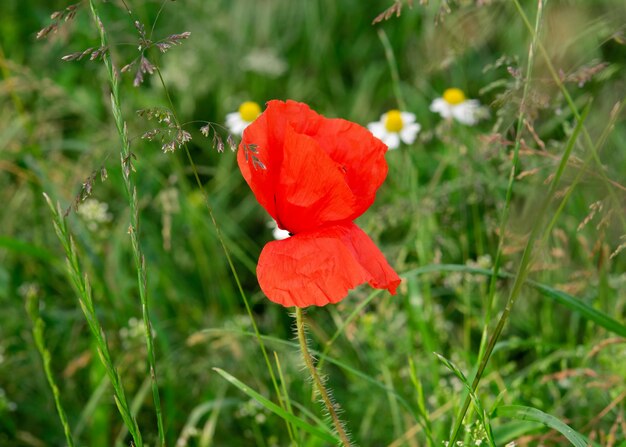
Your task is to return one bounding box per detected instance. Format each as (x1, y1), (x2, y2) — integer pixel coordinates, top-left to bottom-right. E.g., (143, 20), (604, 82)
(513, 0), (626, 232)
(43, 194), (143, 446)
(273, 351), (298, 445)
(378, 29), (407, 112)
(86, 0), (165, 444)
(295, 308), (352, 447)
(25, 291), (76, 447)
(451, 21), (597, 447)
(541, 99), (625, 243)
(452, 102), (593, 439)
(450, 0), (545, 441)
(148, 63), (292, 424)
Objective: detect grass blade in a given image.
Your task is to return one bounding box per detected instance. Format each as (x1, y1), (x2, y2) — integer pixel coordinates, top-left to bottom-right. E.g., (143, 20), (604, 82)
(493, 405), (594, 447)
(25, 292), (75, 447)
(213, 367), (339, 445)
(434, 353), (495, 447)
(402, 264), (626, 338)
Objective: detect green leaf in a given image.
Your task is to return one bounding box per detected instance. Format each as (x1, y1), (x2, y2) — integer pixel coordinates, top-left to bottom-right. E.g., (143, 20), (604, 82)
(434, 353), (495, 447)
(213, 368), (339, 445)
(0, 236), (55, 262)
(401, 264), (626, 338)
(492, 420), (544, 445)
(493, 405), (592, 447)
(203, 329), (417, 419)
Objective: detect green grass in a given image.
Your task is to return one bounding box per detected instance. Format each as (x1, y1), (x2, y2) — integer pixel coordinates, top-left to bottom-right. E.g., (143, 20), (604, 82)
(1, 0), (626, 446)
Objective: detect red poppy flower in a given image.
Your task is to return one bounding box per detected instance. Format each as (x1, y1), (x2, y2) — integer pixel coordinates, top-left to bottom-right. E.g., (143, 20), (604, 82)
(238, 100), (401, 307)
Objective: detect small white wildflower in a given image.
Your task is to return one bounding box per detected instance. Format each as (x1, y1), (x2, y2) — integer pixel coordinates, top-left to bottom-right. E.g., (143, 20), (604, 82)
(476, 254), (492, 269)
(0, 388), (17, 412)
(367, 109), (421, 149)
(225, 101), (262, 136)
(267, 220), (290, 240)
(443, 271), (464, 289)
(430, 88), (487, 125)
(77, 198), (113, 231)
(255, 413), (267, 424)
(158, 187), (180, 214)
(241, 48), (288, 78)
(17, 282), (39, 299)
(505, 442), (517, 447)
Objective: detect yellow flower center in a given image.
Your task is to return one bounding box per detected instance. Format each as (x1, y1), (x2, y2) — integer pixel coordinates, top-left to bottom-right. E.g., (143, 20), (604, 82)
(384, 110), (404, 132)
(443, 88), (466, 105)
(238, 101), (261, 122)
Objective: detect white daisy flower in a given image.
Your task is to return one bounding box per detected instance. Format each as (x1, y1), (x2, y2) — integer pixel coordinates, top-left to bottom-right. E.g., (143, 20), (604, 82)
(430, 88), (485, 125)
(225, 101), (262, 135)
(267, 220), (290, 240)
(367, 110), (421, 150)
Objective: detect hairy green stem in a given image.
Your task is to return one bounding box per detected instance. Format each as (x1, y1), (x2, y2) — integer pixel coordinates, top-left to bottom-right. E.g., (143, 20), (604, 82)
(87, 1), (165, 444)
(295, 308), (351, 447)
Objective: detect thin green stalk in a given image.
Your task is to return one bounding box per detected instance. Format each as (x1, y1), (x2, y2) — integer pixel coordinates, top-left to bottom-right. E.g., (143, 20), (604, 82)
(542, 99), (626, 243)
(450, 88), (591, 445)
(408, 358), (435, 447)
(43, 194), (143, 447)
(295, 308), (351, 447)
(449, 0), (547, 442)
(378, 29), (407, 111)
(148, 63), (290, 428)
(25, 291), (76, 447)
(513, 0), (626, 232)
(86, 1), (165, 444)
(273, 352), (298, 446)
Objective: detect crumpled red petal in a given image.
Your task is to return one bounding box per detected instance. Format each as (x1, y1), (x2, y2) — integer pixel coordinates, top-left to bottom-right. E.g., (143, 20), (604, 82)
(257, 222), (401, 307)
(312, 117), (388, 217)
(275, 126), (357, 233)
(237, 101), (324, 222)
(238, 100), (389, 232)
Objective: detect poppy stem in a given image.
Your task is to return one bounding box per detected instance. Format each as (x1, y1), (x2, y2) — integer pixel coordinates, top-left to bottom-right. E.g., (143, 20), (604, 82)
(295, 308), (351, 447)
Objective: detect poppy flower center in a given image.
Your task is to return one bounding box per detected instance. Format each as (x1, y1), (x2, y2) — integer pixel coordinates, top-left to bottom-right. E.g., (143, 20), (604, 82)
(443, 88), (466, 105)
(384, 110), (404, 132)
(239, 101), (261, 122)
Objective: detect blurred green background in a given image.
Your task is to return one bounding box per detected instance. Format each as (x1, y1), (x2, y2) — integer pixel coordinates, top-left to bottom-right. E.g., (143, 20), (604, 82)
(1, 0), (626, 445)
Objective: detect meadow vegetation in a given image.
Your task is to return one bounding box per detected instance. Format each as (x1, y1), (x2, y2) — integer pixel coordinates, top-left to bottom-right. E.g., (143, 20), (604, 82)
(1, 0), (625, 445)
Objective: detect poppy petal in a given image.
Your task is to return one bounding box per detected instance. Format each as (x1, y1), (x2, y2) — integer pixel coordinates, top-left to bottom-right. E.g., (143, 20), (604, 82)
(238, 109), (277, 219)
(239, 100), (390, 228)
(238, 100), (325, 222)
(257, 222), (401, 307)
(275, 126), (357, 233)
(312, 118), (388, 217)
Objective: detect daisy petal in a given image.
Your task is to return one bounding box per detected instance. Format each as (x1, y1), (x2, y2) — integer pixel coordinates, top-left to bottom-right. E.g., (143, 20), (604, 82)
(225, 112), (240, 123)
(225, 113), (244, 133)
(400, 112), (416, 124)
(257, 222), (400, 307)
(400, 122), (421, 145)
(452, 101), (480, 125)
(430, 98), (453, 118)
(367, 121), (387, 140)
(383, 132), (400, 150)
